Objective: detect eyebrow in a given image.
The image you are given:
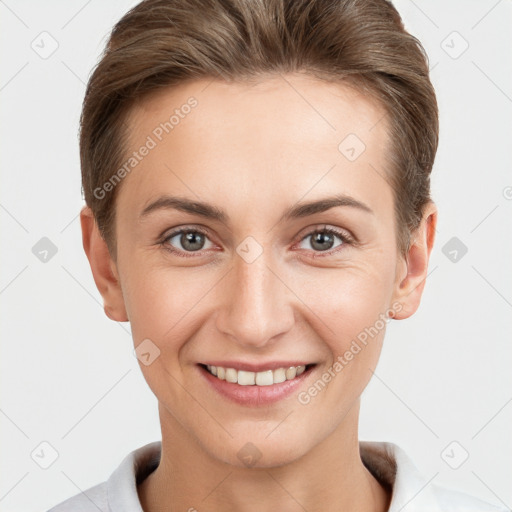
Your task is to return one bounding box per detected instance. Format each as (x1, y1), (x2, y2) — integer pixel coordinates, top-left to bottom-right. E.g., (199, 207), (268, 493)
(139, 193), (373, 224)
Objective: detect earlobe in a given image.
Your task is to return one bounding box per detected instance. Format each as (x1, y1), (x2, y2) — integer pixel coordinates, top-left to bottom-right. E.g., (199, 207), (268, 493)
(392, 202), (437, 320)
(80, 206), (129, 322)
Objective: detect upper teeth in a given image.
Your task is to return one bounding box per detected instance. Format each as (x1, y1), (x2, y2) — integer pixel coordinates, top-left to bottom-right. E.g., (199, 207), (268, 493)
(206, 364), (306, 386)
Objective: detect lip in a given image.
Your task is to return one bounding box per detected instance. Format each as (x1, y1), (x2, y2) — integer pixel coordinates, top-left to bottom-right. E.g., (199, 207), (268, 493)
(197, 363), (316, 407)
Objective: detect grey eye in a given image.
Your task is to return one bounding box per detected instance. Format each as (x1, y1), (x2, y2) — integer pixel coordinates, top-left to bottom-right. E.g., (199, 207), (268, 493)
(166, 230), (213, 252)
(298, 230), (344, 252)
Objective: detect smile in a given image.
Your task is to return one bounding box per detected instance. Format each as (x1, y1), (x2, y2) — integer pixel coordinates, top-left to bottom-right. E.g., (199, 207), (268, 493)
(205, 364), (308, 386)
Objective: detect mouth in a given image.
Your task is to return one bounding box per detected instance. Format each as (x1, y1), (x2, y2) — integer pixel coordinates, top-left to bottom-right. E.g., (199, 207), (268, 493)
(198, 362), (316, 406)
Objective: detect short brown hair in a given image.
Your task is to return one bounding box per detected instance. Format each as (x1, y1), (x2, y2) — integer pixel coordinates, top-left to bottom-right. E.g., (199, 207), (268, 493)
(80, 0), (438, 258)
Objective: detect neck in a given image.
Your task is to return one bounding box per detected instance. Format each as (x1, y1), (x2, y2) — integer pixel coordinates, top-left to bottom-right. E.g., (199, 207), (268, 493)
(138, 401), (391, 512)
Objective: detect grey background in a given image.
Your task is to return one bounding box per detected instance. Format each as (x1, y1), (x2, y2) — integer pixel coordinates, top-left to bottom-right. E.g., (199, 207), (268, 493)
(0, 0), (511, 510)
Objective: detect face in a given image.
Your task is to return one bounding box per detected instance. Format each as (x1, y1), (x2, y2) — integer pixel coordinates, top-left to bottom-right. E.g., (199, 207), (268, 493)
(93, 74), (430, 467)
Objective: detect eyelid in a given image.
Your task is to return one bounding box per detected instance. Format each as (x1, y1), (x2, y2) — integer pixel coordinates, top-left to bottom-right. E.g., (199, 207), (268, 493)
(159, 224), (212, 243)
(290, 224), (355, 259)
(294, 224), (355, 245)
(159, 225), (216, 257)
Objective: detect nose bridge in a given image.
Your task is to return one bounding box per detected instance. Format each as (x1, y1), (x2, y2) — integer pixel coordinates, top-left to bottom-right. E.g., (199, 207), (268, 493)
(216, 244), (293, 348)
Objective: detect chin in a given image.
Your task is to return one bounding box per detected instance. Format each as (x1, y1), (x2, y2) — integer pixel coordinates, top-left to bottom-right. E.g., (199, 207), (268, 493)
(204, 429), (314, 469)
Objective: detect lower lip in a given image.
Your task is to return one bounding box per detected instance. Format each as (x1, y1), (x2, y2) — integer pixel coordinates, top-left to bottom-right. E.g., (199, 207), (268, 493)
(198, 364), (315, 407)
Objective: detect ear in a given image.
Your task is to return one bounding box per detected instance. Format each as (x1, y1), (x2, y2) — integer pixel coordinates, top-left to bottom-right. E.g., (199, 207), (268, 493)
(391, 201), (437, 320)
(80, 206), (129, 322)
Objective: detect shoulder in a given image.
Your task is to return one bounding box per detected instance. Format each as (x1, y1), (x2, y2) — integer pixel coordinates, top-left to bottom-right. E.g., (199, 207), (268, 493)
(46, 482), (108, 512)
(359, 440), (510, 512)
(46, 441), (161, 512)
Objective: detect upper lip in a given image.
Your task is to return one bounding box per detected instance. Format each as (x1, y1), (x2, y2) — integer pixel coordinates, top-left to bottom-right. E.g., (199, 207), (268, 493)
(200, 361), (314, 372)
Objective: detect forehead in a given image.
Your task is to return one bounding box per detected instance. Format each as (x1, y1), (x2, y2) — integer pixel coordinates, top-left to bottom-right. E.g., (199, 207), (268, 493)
(118, 74), (392, 220)
(128, 74), (388, 146)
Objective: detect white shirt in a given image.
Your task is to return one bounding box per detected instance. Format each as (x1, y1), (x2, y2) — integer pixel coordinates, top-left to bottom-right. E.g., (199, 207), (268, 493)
(47, 440), (509, 511)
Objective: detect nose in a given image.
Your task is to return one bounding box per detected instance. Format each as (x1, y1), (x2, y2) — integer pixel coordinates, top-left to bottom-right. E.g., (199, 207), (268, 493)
(214, 248), (295, 349)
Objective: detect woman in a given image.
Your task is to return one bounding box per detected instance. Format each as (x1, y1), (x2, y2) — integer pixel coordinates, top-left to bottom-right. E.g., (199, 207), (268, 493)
(48, 0), (509, 510)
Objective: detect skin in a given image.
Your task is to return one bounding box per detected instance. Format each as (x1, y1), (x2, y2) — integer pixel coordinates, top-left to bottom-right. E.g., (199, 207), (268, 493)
(81, 73), (437, 512)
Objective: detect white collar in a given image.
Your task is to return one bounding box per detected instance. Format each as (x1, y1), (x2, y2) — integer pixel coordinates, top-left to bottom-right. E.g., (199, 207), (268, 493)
(104, 440), (507, 512)
(360, 440), (440, 511)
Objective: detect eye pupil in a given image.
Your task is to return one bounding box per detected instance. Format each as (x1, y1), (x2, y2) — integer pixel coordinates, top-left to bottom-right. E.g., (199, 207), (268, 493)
(182, 231), (204, 251)
(311, 231), (335, 251)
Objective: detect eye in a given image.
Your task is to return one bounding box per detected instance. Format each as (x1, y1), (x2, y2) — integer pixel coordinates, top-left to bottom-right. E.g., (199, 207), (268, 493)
(161, 227), (215, 257)
(160, 225), (353, 259)
(296, 226), (352, 257)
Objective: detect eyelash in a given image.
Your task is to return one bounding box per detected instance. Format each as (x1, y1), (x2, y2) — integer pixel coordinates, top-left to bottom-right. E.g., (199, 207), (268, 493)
(159, 225), (354, 259)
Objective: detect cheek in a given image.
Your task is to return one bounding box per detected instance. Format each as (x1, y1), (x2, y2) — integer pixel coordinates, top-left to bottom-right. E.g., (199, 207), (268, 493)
(123, 267), (212, 404)
(125, 266), (206, 347)
(296, 263), (395, 389)
(299, 259), (396, 342)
